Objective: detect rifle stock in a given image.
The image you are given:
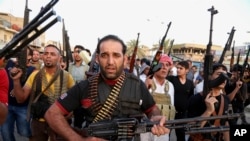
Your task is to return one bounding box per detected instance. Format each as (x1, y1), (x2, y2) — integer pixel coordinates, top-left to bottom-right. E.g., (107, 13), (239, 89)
(203, 6), (218, 97)
(129, 33), (140, 73)
(147, 22), (172, 79)
(0, 0), (60, 59)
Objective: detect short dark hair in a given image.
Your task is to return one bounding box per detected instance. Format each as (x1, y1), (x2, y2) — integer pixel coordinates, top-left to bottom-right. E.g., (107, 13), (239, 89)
(231, 64), (243, 72)
(74, 45), (85, 51)
(212, 63), (227, 73)
(96, 35), (127, 54)
(141, 58), (150, 66)
(45, 44), (60, 52)
(178, 61), (189, 69)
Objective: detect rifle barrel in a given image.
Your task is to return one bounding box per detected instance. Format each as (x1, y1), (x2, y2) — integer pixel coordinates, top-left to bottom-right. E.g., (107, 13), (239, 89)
(0, 0), (59, 59)
(5, 16), (61, 59)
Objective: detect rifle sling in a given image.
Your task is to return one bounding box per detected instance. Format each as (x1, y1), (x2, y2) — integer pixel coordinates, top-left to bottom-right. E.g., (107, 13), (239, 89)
(27, 68), (62, 120)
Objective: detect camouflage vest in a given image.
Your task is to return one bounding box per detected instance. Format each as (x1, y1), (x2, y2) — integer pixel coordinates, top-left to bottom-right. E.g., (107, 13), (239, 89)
(151, 80), (176, 120)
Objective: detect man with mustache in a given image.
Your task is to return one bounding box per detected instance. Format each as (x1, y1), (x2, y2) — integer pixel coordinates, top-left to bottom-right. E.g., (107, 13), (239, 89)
(10, 44), (75, 141)
(45, 34), (170, 141)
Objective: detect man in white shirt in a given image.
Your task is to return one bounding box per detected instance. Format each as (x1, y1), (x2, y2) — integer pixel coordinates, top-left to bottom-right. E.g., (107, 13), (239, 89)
(142, 54), (175, 141)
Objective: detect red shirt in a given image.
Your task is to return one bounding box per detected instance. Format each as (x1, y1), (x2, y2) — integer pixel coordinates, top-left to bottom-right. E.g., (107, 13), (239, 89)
(0, 69), (9, 105)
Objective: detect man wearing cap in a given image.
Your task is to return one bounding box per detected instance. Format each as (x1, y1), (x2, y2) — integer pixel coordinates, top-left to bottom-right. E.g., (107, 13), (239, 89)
(142, 54), (175, 141)
(68, 45), (90, 129)
(139, 63), (150, 82)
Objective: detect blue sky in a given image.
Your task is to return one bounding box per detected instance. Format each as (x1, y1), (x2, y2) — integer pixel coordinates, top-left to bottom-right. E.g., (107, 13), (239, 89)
(1, 0), (250, 53)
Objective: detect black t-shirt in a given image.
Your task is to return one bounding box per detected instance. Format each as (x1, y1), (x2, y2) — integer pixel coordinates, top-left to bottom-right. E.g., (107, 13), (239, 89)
(188, 93), (230, 124)
(167, 76), (194, 113)
(57, 73), (156, 118)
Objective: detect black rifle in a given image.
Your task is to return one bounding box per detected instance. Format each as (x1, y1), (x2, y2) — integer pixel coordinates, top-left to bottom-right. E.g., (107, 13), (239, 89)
(218, 26), (235, 64)
(17, 0), (31, 82)
(203, 6), (218, 98)
(0, 0), (60, 60)
(129, 33), (140, 73)
(62, 19), (73, 71)
(76, 113), (242, 140)
(147, 22), (171, 79)
(242, 45), (250, 73)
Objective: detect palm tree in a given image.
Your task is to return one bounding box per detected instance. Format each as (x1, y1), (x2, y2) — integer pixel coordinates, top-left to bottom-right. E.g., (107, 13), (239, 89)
(151, 39), (171, 54)
(126, 39), (147, 59)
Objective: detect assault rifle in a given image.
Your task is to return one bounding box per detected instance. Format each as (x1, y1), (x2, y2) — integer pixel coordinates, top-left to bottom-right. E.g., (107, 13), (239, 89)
(218, 26), (235, 64)
(62, 19), (73, 71)
(242, 45), (250, 74)
(203, 6), (218, 98)
(129, 33), (140, 73)
(76, 113), (243, 140)
(147, 22), (171, 79)
(0, 0), (60, 60)
(18, 0), (31, 82)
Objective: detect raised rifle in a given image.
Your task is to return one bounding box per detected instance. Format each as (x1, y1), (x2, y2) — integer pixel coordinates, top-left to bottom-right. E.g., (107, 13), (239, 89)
(168, 39), (174, 56)
(62, 19), (73, 71)
(17, 0), (31, 82)
(147, 21), (172, 79)
(218, 26), (235, 64)
(129, 33), (140, 73)
(0, 0), (60, 60)
(230, 41), (235, 72)
(202, 6), (218, 98)
(235, 49), (241, 73)
(242, 45), (250, 74)
(75, 112), (243, 140)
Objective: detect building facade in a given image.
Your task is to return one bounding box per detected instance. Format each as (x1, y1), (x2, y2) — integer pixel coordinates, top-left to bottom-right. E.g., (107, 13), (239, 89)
(0, 12), (46, 50)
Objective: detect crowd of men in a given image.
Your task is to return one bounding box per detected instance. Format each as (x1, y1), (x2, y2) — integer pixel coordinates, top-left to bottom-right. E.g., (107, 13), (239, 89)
(0, 34), (249, 141)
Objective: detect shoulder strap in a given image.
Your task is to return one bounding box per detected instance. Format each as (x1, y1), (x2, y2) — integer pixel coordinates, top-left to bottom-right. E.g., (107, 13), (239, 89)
(59, 70), (64, 95)
(164, 80), (169, 93)
(27, 68), (61, 120)
(33, 68), (62, 103)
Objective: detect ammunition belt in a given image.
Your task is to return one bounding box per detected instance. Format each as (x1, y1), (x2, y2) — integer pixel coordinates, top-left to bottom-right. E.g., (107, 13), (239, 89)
(88, 73), (126, 123)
